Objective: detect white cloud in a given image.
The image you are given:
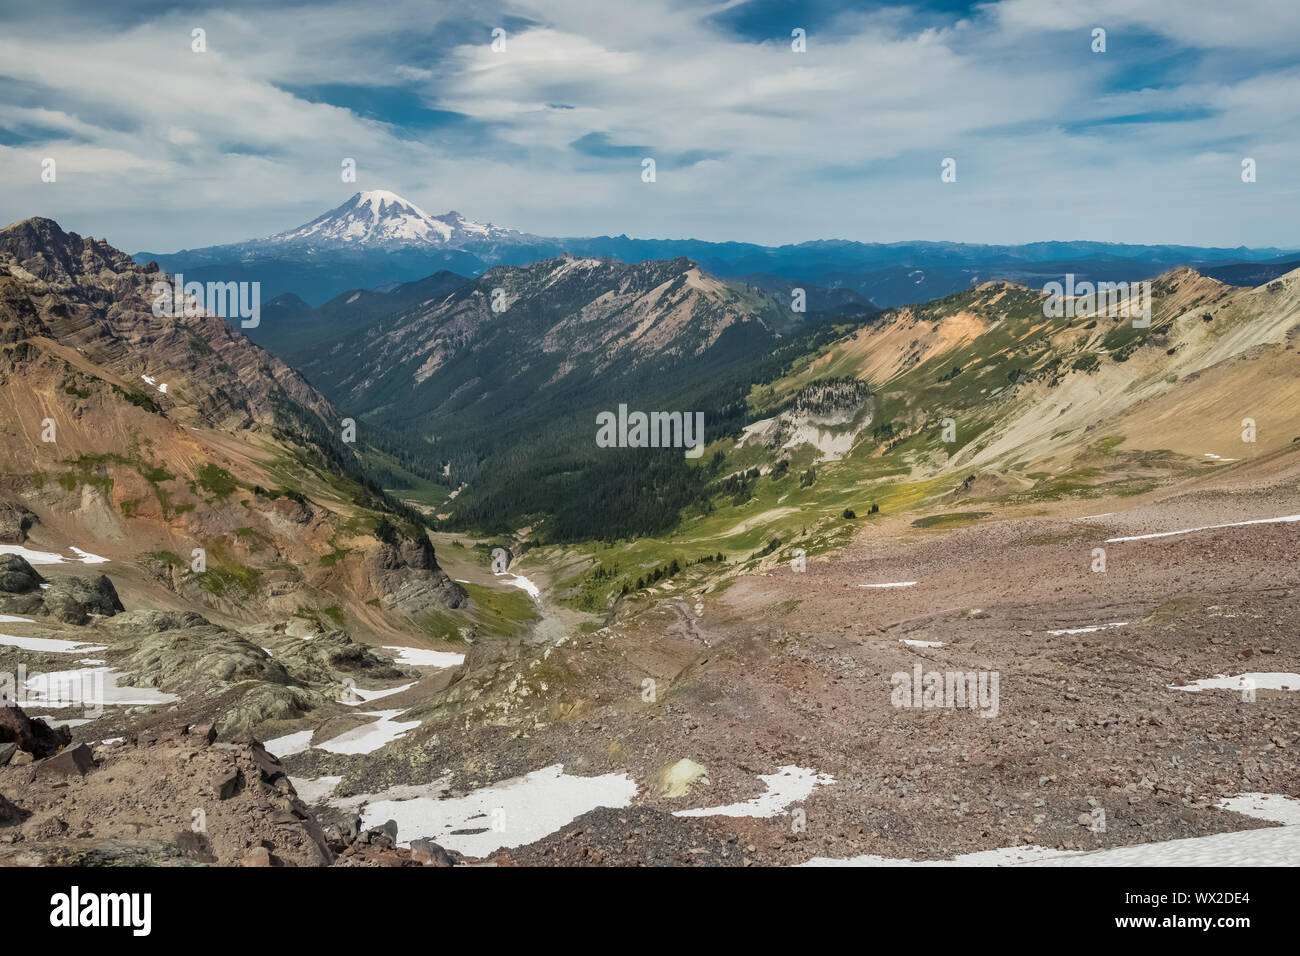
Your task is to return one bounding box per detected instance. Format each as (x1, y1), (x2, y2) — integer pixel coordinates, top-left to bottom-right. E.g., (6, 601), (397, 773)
(0, 0), (1296, 250)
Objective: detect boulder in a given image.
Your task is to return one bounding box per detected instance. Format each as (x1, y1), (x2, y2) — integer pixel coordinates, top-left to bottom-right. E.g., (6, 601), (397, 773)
(35, 743), (96, 779)
(0, 703), (72, 758)
(188, 722), (217, 745)
(242, 846), (273, 867)
(410, 838), (455, 867)
(0, 554), (44, 594)
(211, 768), (240, 800)
(41, 574), (124, 624)
(245, 742), (286, 785)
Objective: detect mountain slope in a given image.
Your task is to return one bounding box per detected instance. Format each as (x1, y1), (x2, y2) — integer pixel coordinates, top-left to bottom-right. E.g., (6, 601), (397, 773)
(529, 264), (1300, 616)
(0, 217), (467, 640)
(255, 270), (470, 363)
(295, 253), (864, 539)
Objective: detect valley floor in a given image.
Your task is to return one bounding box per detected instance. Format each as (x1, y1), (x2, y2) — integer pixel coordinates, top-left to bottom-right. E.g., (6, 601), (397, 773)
(297, 452), (1300, 865)
(3, 451), (1297, 866)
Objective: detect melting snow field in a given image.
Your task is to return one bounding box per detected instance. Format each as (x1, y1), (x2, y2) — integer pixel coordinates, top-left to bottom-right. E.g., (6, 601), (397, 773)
(265, 693), (424, 760)
(1169, 672), (1300, 692)
(857, 581), (917, 589)
(353, 763), (638, 858)
(802, 793), (1300, 867)
(0, 614), (35, 624)
(340, 681), (415, 706)
(1047, 622), (1129, 636)
(264, 729), (315, 759)
(315, 709), (420, 756)
(290, 775), (343, 803)
(494, 571), (542, 603)
(383, 645), (465, 669)
(21, 667), (179, 708)
(1107, 513), (1300, 543)
(0, 632), (107, 654)
(901, 639), (945, 648)
(674, 766), (834, 818)
(1218, 793), (1300, 825)
(0, 544), (109, 565)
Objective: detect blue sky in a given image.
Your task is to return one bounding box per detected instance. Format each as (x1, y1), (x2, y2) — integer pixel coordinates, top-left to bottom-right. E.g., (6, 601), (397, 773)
(1, 0), (1298, 252)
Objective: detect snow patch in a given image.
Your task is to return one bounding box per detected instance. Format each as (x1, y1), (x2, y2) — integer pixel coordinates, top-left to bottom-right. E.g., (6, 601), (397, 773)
(316, 709), (419, 755)
(350, 763), (638, 857)
(383, 646), (465, 669)
(0, 544), (110, 565)
(1107, 514), (1300, 543)
(264, 729), (315, 759)
(1170, 672), (1300, 692)
(674, 766), (833, 818)
(494, 570), (542, 603)
(0, 632), (108, 654)
(1046, 622), (1128, 636)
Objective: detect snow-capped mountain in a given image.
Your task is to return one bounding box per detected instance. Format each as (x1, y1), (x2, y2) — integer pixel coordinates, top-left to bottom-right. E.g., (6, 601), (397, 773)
(264, 190), (528, 249)
(136, 190), (1300, 309)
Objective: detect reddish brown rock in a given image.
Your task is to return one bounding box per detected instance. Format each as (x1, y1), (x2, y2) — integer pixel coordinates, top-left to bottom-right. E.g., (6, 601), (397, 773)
(34, 743), (96, 779)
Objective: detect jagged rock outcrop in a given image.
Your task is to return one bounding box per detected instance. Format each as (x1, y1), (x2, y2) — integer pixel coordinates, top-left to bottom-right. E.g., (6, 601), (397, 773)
(0, 728), (334, 865)
(0, 217), (336, 432)
(365, 525), (467, 614)
(0, 216), (467, 631)
(0, 553), (42, 595)
(0, 501), (37, 543)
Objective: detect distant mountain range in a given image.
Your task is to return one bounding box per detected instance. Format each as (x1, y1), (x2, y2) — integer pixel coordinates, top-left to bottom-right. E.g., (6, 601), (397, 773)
(136, 190), (1300, 309)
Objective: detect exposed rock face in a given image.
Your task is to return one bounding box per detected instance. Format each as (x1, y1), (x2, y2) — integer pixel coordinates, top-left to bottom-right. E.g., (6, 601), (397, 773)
(0, 217), (337, 432)
(373, 568), (468, 615)
(0, 217), (468, 631)
(365, 527), (467, 613)
(0, 501), (37, 543)
(104, 611), (423, 736)
(269, 629), (413, 684)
